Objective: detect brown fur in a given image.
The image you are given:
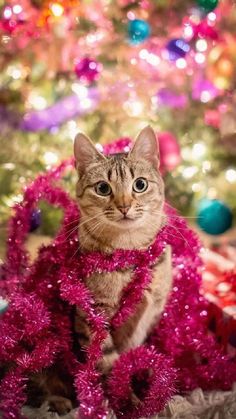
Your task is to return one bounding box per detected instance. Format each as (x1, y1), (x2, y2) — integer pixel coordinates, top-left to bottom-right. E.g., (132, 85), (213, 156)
(27, 126), (172, 414)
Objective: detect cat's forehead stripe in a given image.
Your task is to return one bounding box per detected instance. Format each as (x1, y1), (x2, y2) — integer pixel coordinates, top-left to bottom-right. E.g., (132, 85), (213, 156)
(107, 168), (112, 181)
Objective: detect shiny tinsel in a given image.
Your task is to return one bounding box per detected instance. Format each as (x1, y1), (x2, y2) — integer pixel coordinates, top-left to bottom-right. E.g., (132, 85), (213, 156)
(0, 142), (235, 419)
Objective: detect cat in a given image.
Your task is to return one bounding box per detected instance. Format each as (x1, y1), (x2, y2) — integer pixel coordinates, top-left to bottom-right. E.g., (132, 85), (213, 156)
(27, 126), (172, 415)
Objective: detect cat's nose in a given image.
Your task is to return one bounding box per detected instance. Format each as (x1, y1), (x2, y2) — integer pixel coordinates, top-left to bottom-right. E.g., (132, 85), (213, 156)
(117, 205), (131, 215)
(117, 205), (130, 215)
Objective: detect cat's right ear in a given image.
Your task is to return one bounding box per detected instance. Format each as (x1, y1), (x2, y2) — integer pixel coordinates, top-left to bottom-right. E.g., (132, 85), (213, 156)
(74, 133), (106, 177)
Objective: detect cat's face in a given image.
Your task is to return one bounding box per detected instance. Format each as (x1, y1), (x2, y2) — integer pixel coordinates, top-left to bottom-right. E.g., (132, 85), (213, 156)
(74, 126), (165, 250)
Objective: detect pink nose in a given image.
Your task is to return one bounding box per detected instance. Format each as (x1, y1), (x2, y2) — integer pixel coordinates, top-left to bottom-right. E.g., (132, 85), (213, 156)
(118, 205), (131, 215)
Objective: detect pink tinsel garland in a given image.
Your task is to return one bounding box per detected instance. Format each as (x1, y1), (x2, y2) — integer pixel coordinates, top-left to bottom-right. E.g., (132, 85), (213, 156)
(0, 140), (235, 419)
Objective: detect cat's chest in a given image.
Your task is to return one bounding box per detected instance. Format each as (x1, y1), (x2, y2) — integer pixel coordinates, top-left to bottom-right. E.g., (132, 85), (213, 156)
(85, 270), (132, 308)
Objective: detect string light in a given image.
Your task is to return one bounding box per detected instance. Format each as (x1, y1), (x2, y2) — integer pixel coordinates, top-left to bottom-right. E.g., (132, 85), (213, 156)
(195, 53), (206, 64)
(192, 182), (203, 192)
(71, 84), (89, 99)
(3, 7), (12, 19)
(123, 99), (143, 117)
(208, 12), (216, 22)
(193, 143), (206, 158)
(50, 3), (64, 17)
(43, 151), (58, 166)
(2, 163), (15, 170)
(139, 49), (149, 59)
(67, 120), (78, 140)
(202, 161), (211, 173)
(182, 166), (198, 178)
(176, 58), (187, 69)
(28, 93), (47, 110)
(12, 5), (22, 14)
(196, 39), (208, 52)
(183, 25), (194, 39)
(7, 66), (22, 80)
(225, 168), (236, 183)
(200, 91), (211, 103)
(80, 98), (93, 110)
(95, 143), (104, 152)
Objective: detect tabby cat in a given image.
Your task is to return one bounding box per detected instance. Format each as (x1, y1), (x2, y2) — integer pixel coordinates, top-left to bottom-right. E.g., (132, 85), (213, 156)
(27, 126), (172, 415)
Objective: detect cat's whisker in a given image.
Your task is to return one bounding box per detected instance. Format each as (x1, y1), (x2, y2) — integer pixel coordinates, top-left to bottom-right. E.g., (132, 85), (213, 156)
(145, 208), (198, 222)
(57, 214), (101, 243)
(142, 209), (193, 251)
(62, 217), (80, 228)
(73, 218), (105, 256)
(163, 229), (193, 253)
(166, 223), (193, 252)
(148, 211), (192, 232)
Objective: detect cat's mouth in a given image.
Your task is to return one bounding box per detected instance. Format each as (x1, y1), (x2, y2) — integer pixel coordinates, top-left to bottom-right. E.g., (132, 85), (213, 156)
(117, 216), (137, 226)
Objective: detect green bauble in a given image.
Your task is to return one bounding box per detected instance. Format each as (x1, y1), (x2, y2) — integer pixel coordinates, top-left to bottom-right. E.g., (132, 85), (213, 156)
(196, 198), (233, 235)
(0, 297), (8, 315)
(197, 0), (219, 13)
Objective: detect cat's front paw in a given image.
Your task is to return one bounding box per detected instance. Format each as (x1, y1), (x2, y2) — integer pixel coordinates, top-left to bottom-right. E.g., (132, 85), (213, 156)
(97, 351), (120, 375)
(47, 395), (73, 415)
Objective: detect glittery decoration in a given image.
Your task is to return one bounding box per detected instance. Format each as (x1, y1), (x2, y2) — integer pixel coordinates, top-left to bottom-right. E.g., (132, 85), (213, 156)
(0, 146), (235, 419)
(108, 346), (176, 418)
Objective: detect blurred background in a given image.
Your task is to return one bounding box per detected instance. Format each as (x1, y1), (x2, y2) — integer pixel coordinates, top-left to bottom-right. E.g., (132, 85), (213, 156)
(0, 0), (236, 260)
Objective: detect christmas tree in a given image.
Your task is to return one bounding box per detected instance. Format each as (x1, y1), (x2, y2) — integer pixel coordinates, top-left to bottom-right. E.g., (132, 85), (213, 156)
(0, 0), (236, 255)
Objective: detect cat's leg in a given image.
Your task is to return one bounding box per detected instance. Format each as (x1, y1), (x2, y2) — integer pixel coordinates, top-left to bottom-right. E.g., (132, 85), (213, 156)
(27, 365), (75, 415)
(46, 395), (73, 415)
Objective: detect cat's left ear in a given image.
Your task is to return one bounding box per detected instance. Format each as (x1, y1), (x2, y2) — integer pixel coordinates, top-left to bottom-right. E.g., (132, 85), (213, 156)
(129, 126), (160, 169)
(74, 132), (106, 177)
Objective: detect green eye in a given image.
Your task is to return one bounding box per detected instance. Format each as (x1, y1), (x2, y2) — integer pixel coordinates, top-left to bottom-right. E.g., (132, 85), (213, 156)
(95, 181), (112, 196)
(133, 178), (148, 193)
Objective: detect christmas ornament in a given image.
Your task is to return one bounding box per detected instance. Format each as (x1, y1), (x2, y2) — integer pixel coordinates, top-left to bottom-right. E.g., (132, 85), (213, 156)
(21, 90), (99, 131)
(192, 78), (220, 102)
(127, 19), (151, 44)
(0, 297), (8, 315)
(197, 199), (233, 235)
(204, 109), (220, 128)
(196, 0), (219, 13)
(166, 38), (190, 61)
(1, 5), (25, 34)
(157, 88), (188, 109)
(29, 208), (42, 232)
(207, 43), (235, 90)
(220, 106), (236, 155)
(158, 132), (181, 172)
(192, 20), (219, 40)
(0, 152), (235, 419)
(74, 58), (102, 83)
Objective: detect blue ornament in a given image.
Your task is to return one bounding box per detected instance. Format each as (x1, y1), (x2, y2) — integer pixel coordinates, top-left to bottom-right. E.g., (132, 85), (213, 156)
(128, 19), (151, 45)
(30, 208), (42, 232)
(196, 199), (233, 235)
(166, 38), (190, 61)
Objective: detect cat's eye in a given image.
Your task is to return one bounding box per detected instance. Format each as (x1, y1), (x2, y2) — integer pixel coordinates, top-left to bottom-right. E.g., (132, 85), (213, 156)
(133, 178), (148, 193)
(95, 181), (112, 196)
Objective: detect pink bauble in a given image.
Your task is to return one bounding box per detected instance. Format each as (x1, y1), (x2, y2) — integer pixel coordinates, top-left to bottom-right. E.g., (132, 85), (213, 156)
(204, 109), (220, 128)
(74, 57), (102, 83)
(158, 132), (181, 172)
